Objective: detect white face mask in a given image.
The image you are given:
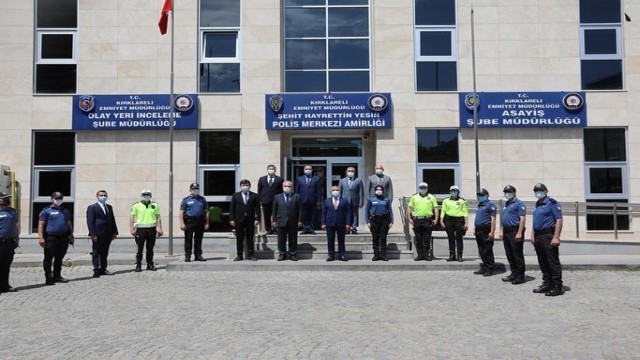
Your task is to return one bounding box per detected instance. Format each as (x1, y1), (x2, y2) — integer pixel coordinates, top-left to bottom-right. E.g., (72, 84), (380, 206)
(535, 191), (546, 199)
(347, 172), (355, 178)
(375, 190), (383, 196)
(283, 187), (292, 194)
(504, 192), (514, 200)
(419, 188), (427, 195)
(331, 191), (340, 198)
(53, 199), (63, 206)
(142, 195), (151, 202)
(267, 169), (276, 176)
(375, 169), (383, 175)
(191, 190), (200, 196)
(304, 169), (312, 176)
(97, 195), (108, 203)
(241, 186), (250, 193)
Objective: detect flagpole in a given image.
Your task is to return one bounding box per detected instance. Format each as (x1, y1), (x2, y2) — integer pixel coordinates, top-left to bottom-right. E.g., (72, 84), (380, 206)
(168, 0), (175, 256)
(471, 6), (481, 194)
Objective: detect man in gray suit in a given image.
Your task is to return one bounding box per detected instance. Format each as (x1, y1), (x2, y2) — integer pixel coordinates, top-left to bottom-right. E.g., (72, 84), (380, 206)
(271, 181), (303, 261)
(368, 164), (394, 202)
(339, 167), (364, 234)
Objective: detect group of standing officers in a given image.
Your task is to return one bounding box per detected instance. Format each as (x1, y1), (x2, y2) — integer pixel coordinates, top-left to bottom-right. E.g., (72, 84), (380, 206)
(0, 164), (564, 297)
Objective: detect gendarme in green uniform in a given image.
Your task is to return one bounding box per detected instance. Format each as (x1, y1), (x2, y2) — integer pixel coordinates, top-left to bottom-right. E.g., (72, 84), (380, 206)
(131, 201), (160, 227)
(441, 197), (468, 218)
(407, 193), (438, 217)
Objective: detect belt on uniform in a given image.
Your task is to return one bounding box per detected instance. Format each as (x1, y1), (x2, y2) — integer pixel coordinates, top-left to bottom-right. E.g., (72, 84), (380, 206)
(534, 228), (555, 236)
(475, 224), (491, 230)
(445, 216), (465, 221)
(370, 214), (389, 221)
(412, 216), (432, 220)
(137, 224), (157, 228)
(0, 238), (15, 243)
(46, 232), (66, 236)
(503, 226), (519, 232)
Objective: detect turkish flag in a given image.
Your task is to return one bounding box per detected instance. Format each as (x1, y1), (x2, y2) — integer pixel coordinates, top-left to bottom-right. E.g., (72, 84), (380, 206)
(158, 0), (172, 35)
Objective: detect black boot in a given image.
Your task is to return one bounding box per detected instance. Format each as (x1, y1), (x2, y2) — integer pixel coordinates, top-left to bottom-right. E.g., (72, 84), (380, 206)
(457, 251), (463, 262)
(533, 283), (551, 294)
(135, 263), (142, 272)
(45, 277), (55, 285)
(446, 251), (456, 262)
(147, 263), (157, 271)
(545, 282), (564, 296)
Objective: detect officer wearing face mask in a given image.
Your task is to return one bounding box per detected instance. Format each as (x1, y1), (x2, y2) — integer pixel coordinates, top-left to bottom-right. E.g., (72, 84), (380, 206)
(440, 185), (468, 262)
(365, 185), (393, 261)
(38, 192), (74, 285)
(406, 182), (438, 261)
(473, 189), (496, 276)
(0, 192), (19, 294)
(368, 164), (394, 202)
(531, 183), (564, 296)
(179, 183), (209, 262)
(130, 189), (163, 272)
(500, 185), (527, 285)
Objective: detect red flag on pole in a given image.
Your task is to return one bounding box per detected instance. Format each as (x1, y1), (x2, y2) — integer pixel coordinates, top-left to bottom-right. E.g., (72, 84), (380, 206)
(158, 0), (172, 35)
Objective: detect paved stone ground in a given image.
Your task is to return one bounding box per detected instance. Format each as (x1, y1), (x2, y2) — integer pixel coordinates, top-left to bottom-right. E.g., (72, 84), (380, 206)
(1, 266), (639, 359)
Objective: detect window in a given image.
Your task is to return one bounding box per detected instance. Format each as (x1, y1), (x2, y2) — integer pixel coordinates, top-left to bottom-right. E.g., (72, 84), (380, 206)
(579, 0), (623, 90)
(416, 129), (460, 197)
(198, 131), (240, 232)
(32, 132), (76, 232)
(414, 0), (457, 91)
(584, 128), (628, 230)
(199, 0), (241, 93)
(284, 0), (370, 92)
(35, 0), (77, 94)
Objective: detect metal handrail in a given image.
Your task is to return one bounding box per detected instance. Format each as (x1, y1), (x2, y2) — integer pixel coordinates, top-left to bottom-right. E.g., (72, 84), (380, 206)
(398, 197), (412, 250)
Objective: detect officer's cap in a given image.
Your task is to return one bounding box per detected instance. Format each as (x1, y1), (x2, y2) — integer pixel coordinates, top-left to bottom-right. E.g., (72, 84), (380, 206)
(190, 183), (200, 190)
(450, 185), (460, 192)
(0, 191), (10, 198)
(51, 191), (63, 199)
(477, 188), (489, 196)
(418, 182), (428, 188)
(533, 183), (548, 192)
(503, 185), (516, 193)
(141, 189), (152, 195)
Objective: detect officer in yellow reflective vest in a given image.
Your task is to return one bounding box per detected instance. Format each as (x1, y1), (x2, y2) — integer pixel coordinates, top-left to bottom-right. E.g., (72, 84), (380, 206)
(440, 185), (468, 262)
(406, 182), (439, 261)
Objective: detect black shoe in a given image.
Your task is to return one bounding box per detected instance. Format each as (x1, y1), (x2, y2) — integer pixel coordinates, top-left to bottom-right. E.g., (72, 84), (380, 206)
(473, 268), (486, 275)
(338, 256), (348, 262)
(502, 274), (515, 282)
(45, 278), (55, 286)
(277, 254), (286, 261)
(233, 256), (243, 261)
(147, 263), (157, 271)
(545, 286), (564, 297)
(446, 253), (456, 262)
(4, 286), (17, 293)
(309, 230), (316, 235)
(414, 256), (425, 261)
(482, 270), (494, 277)
(194, 256), (206, 262)
(351, 229), (358, 235)
(54, 276), (69, 283)
(426, 254), (433, 261)
(100, 269), (112, 276)
(326, 256), (335, 262)
(511, 277), (525, 285)
(135, 264), (142, 272)
(372, 255), (379, 261)
(457, 254), (463, 262)
(533, 284), (552, 294)
(247, 256), (258, 261)
(93, 272), (101, 278)
(290, 255), (298, 261)
(185, 255), (191, 262)
(380, 256), (389, 261)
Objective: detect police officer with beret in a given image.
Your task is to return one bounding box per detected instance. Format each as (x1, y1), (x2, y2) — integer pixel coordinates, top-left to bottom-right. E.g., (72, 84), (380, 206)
(0, 192), (19, 293)
(407, 182), (438, 261)
(440, 185), (468, 262)
(531, 183), (564, 296)
(365, 184), (393, 261)
(38, 192), (74, 285)
(473, 189), (496, 276)
(179, 183), (209, 262)
(500, 185), (527, 285)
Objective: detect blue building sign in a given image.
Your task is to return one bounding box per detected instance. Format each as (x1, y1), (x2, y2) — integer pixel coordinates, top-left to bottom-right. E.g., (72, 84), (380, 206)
(72, 94), (198, 130)
(265, 93), (392, 130)
(459, 92), (587, 128)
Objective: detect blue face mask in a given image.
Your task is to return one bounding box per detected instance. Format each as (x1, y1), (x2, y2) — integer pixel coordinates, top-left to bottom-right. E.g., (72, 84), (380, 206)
(535, 191), (546, 199)
(142, 195), (151, 202)
(478, 196), (487, 202)
(98, 196), (108, 203)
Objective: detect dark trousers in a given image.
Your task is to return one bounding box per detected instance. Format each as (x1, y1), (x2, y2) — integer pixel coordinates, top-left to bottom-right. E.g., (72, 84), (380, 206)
(184, 220), (204, 257)
(474, 225), (494, 270)
(348, 203), (360, 229)
(0, 241), (15, 291)
(326, 225), (346, 257)
(300, 202), (316, 231)
(235, 219), (255, 257)
(91, 236), (112, 272)
(277, 224), (298, 255)
(412, 218), (433, 257)
(534, 232), (562, 286)
(370, 218), (390, 257)
(43, 234), (69, 278)
(135, 227), (156, 265)
(503, 228), (525, 277)
(444, 218), (465, 252)
(262, 202), (273, 232)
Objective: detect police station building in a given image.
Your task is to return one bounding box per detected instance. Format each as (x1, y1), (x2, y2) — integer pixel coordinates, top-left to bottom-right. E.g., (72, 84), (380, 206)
(0, 0), (638, 239)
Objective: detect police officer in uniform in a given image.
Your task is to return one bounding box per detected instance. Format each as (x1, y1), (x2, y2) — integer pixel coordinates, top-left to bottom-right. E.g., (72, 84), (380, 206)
(440, 185), (468, 262)
(406, 182), (438, 261)
(38, 192), (74, 285)
(0, 192), (19, 293)
(473, 189), (496, 276)
(500, 185), (527, 285)
(179, 183), (209, 262)
(531, 183), (564, 296)
(130, 189), (163, 272)
(365, 185), (393, 261)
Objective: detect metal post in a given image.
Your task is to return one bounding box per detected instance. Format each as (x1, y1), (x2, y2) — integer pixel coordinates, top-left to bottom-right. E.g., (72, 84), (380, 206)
(167, 0), (175, 256)
(471, 7), (481, 194)
(613, 202), (618, 240)
(574, 201), (579, 239)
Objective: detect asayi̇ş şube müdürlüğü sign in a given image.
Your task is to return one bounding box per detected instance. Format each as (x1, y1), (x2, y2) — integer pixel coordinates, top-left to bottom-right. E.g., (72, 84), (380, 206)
(72, 94), (198, 130)
(265, 93), (392, 130)
(459, 92), (587, 128)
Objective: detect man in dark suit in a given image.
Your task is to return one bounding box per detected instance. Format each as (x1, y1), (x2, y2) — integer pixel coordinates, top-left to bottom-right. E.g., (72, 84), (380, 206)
(338, 166), (364, 234)
(229, 179), (261, 261)
(321, 186), (352, 262)
(295, 164), (321, 234)
(271, 181), (303, 261)
(368, 164), (394, 202)
(86, 190), (118, 278)
(257, 164), (284, 235)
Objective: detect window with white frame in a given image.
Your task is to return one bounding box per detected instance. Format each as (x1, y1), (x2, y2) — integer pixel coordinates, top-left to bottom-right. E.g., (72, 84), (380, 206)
(416, 129), (460, 197)
(35, 0), (78, 94)
(579, 0), (623, 90)
(199, 0), (241, 93)
(584, 128), (629, 230)
(414, 0), (457, 92)
(283, 0), (370, 93)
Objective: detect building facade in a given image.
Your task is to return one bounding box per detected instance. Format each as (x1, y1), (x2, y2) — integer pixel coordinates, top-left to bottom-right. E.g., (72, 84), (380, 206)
(0, 0), (637, 239)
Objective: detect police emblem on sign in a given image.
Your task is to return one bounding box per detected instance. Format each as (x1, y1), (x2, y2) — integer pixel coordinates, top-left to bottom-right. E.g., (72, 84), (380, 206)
(174, 95), (194, 112)
(368, 94), (388, 112)
(78, 95), (95, 112)
(269, 95), (284, 112)
(465, 93), (479, 110)
(562, 93), (584, 111)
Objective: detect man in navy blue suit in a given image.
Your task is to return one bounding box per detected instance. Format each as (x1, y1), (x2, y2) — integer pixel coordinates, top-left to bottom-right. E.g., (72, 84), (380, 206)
(321, 186), (352, 262)
(86, 190), (118, 278)
(295, 164), (321, 234)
